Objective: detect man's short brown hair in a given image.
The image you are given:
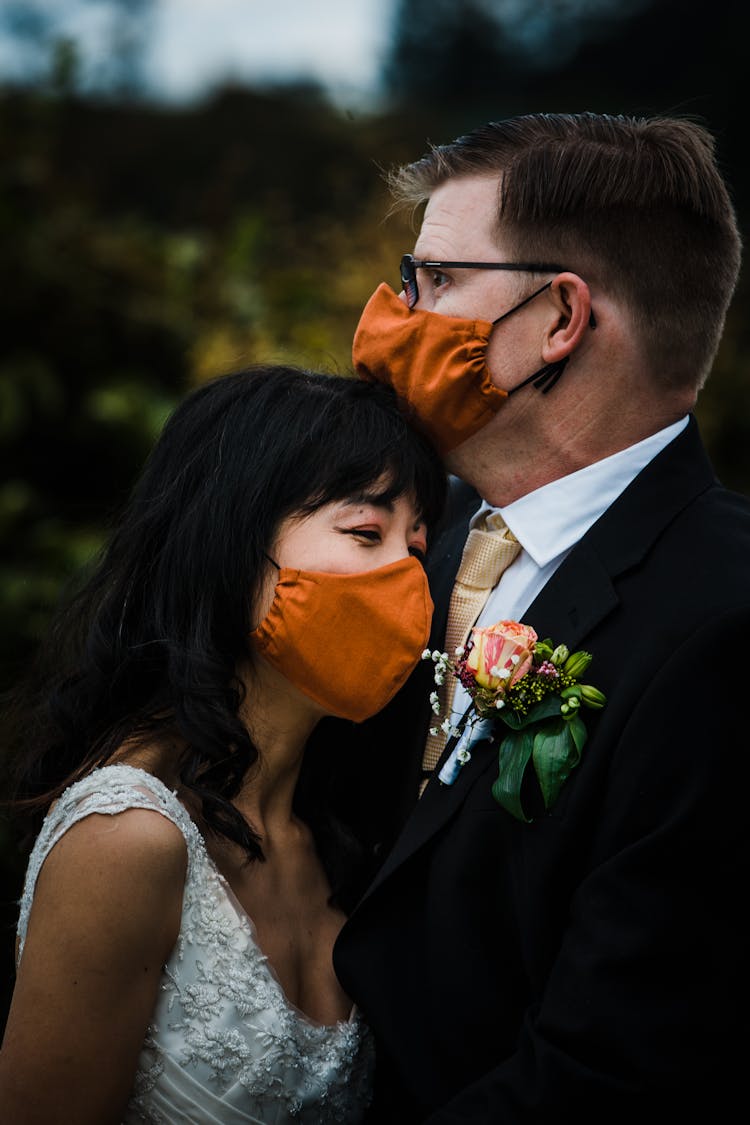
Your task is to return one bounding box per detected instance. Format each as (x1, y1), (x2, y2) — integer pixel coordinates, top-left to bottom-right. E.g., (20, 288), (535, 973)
(389, 113), (742, 391)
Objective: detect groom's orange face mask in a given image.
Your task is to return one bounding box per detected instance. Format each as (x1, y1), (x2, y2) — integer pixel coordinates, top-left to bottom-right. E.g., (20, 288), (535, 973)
(352, 282), (571, 456)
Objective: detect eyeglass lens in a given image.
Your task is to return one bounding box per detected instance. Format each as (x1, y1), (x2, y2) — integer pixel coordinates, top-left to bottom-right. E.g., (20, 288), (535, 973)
(400, 255), (419, 308)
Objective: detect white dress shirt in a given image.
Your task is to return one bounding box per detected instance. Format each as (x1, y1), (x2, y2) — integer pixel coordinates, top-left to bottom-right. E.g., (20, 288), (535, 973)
(447, 416), (689, 731)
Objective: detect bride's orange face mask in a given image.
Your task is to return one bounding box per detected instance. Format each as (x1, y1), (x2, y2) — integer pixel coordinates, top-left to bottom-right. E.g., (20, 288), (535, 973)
(250, 556), (433, 723)
(352, 282), (570, 456)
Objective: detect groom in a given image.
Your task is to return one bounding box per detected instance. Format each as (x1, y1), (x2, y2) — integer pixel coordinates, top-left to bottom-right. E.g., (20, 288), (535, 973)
(332, 113), (750, 1122)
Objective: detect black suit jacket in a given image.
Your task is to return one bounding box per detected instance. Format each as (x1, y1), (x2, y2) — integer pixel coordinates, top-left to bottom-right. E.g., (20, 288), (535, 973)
(333, 417), (750, 1122)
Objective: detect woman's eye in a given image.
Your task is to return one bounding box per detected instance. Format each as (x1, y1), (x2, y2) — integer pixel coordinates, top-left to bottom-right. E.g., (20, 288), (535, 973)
(343, 528), (381, 543)
(429, 270), (450, 290)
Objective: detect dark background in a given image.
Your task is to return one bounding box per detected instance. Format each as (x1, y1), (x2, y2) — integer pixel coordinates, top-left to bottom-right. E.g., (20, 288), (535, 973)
(1, 0), (748, 1032)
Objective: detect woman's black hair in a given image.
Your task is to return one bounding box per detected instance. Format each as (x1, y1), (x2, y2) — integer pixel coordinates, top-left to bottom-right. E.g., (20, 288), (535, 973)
(4, 365), (446, 896)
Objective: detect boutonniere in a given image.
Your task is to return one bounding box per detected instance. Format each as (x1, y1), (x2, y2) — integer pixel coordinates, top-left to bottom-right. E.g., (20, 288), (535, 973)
(422, 621), (606, 821)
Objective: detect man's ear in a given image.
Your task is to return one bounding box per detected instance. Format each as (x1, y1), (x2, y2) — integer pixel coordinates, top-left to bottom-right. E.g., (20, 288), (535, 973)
(541, 273), (594, 362)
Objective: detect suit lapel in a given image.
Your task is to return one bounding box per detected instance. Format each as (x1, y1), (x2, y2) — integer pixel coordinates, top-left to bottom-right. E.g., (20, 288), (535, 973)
(357, 417), (717, 899)
(358, 543), (620, 905)
(527, 416), (715, 629)
(359, 725), (496, 901)
(521, 541), (618, 651)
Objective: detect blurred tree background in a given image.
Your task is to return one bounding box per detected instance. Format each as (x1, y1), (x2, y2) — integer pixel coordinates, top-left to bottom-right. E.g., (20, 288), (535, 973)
(1, 0), (747, 1028)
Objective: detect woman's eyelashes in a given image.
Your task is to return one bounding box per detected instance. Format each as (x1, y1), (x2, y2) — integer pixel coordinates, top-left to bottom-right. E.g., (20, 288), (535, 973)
(339, 526), (381, 545)
(338, 526), (426, 561)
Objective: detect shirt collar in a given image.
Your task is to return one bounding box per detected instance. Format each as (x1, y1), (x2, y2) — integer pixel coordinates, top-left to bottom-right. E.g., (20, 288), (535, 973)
(475, 416), (689, 568)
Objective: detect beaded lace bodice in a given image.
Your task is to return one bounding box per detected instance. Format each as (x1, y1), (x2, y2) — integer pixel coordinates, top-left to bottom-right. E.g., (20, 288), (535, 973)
(17, 764), (374, 1124)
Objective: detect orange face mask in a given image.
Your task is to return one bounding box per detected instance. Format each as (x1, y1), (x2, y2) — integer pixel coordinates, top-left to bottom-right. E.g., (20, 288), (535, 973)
(250, 555), (433, 723)
(352, 282), (567, 455)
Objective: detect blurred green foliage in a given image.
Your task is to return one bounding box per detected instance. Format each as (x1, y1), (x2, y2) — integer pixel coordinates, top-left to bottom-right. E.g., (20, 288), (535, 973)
(0, 83), (417, 690)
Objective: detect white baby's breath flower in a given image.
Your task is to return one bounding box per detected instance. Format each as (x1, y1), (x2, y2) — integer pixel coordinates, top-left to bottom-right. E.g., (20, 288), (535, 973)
(421, 649), (431, 661)
(510, 654), (520, 665)
(429, 726), (438, 736)
(454, 645), (465, 658)
(495, 698), (505, 709)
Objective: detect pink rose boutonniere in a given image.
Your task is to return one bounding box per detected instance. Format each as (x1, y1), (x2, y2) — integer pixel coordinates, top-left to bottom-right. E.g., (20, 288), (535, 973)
(423, 621), (606, 822)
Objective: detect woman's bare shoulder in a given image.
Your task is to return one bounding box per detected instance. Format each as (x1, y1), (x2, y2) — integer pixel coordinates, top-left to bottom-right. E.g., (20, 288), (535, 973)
(3, 807), (188, 1124)
(38, 803), (188, 897)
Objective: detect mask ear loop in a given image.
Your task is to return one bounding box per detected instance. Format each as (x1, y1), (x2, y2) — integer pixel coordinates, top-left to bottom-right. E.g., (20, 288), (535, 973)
(497, 284), (596, 396)
(264, 552), (281, 569)
(491, 280), (554, 326)
(509, 358), (569, 396)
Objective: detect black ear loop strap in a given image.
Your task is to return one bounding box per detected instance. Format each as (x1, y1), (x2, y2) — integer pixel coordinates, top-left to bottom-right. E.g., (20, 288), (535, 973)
(503, 293), (597, 397)
(491, 280), (555, 327)
(264, 552), (281, 569)
(509, 358), (569, 396)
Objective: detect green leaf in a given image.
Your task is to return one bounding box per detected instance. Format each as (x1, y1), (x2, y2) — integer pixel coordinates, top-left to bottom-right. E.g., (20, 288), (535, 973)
(491, 729), (534, 822)
(532, 719), (583, 810)
(499, 694), (562, 731)
(568, 714), (588, 756)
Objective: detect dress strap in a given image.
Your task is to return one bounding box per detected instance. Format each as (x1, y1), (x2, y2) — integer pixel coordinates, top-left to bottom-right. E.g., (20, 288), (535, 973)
(16, 764), (201, 962)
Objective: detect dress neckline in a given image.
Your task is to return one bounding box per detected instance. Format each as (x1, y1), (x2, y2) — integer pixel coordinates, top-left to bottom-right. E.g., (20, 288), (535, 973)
(210, 861), (358, 1032)
(92, 762), (358, 1032)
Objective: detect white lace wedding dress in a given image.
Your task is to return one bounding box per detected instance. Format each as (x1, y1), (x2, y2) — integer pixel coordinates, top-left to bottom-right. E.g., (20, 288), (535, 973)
(16, 764), (374, 1124)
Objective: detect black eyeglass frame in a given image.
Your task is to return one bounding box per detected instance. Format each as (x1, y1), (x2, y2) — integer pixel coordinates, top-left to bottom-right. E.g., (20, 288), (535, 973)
(400, 253), (566, 309)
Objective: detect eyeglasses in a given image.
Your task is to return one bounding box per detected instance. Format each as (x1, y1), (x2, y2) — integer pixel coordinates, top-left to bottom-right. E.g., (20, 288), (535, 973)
(400, 253), (565, 310)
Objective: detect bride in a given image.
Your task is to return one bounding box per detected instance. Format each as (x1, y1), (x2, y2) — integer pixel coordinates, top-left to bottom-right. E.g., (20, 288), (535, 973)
(0, 365), (446, 1124)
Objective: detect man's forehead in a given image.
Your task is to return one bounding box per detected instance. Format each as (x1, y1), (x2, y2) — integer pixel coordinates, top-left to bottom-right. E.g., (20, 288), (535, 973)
(415, 175), (504, 258)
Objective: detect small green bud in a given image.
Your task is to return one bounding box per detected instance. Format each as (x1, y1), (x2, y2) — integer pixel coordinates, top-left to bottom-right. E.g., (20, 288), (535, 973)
(580, 683), (606, 709)
(560, 684), (582, 700)
(535, 639), (554, 660)
(563, 650), (593, 678)
(551, 644), (569, 666)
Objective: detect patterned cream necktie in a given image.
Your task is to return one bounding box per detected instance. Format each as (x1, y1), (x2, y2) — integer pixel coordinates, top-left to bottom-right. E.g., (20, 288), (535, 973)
(420, 516), (521, 788)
